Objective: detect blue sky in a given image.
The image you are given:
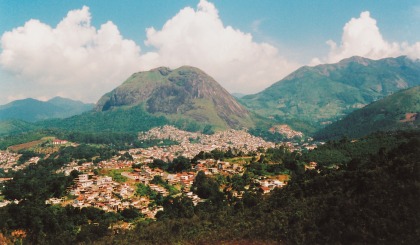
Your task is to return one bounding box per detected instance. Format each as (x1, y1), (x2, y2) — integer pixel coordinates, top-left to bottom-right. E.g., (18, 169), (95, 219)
(0, 0), (419, 104)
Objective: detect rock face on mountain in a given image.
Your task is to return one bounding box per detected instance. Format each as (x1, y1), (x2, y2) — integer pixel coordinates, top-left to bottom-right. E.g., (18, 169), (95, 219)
(95, 66), (253, 130)
(240, 56), (420, 132)
(314, 86), (420, 140)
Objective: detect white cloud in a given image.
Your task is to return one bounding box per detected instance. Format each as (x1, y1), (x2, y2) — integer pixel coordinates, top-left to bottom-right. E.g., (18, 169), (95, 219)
(0, 6), (143, 103)
(139, 0), (297, 94)
(315, 11), (420, 64)
(0, 1), (299, 104)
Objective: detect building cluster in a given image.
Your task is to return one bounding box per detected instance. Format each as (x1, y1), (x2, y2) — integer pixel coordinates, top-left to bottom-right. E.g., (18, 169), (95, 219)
(52, 139), (68, 145)
(57, 159), (135, 176)
(269, 124), (304, 139)
(1, 126), (301, 220)
(194, 159), (244, 176)
(0, 151), (39, 172)
(54, 159), (206, 217)
(256, 176), (288, 194)
(0, 151), (20, 172)
(47, 173), (164, 218)
(135, 126), (276, 160)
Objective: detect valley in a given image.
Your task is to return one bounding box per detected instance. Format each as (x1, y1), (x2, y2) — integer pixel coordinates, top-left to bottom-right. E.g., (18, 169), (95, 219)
(0, 57), (419, 244)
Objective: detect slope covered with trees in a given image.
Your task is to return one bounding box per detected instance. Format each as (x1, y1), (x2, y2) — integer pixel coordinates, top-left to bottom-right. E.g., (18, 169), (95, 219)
(241, 56), (420, 134)
(315, 86), (420, 140)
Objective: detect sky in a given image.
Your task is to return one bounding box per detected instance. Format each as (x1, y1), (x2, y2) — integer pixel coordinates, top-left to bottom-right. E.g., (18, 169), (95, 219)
(0, 0), (419, 104)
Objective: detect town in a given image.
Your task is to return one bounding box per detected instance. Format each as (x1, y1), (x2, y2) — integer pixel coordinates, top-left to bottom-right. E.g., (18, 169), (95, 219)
(1, 126), (308, 218)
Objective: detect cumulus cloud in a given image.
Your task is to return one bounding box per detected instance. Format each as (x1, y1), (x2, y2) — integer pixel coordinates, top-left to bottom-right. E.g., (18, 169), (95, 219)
(0, 1), (299, 104)
(0, 6), (142, 103)
(139, 0), (297, 94)
(313, 11), (420, 64)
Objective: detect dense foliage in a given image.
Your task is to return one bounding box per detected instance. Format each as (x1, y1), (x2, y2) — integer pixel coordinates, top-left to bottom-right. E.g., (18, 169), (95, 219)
(315, 86), (420, 140)
(39, 105), (169, 134)
(148, 156), (192, 173)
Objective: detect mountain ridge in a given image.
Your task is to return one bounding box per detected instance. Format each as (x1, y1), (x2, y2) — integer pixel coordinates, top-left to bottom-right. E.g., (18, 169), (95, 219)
(95, 66), (254, 131)
(0, 97), (94, 122)
(240, 56), (420, 133)
(314, 86), (420, 140)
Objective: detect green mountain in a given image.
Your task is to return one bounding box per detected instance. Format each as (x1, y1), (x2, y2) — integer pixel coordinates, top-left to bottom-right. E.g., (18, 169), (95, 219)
(241, 56), (420, 134)
(39, 105), (170, 133)
(314, 86), (420, 140)
(0, 120), (37, 136)
(95, 66), (254, 131)
(0, 97), (94, 122)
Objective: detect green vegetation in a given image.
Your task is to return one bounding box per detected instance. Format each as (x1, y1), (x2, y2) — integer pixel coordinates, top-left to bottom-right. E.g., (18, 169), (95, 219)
(95, 66), (255, 131)
(106, 169), (128, 183)
(306, 130), (420, 167)
(241, 56), (420, 133)
(148, 156), (192, 173)
(39, 105), (169, 133)
(0, 129), (172, 151)
(150, 176), (179, 195)
(0, 119), (38, 136)
(135, 183), (164, 205)
(16, 150), (41, 165)
(191, 171), (224, 202)
(136, 183), (158, 198)
(315, 86), (420, 140)
(0, 129), (47, 149)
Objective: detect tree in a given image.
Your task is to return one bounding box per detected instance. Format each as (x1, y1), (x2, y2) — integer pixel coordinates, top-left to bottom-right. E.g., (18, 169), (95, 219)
(191, 171), (223, 203)
(168, 156), (191, 173)
(120, 207), (142, 222)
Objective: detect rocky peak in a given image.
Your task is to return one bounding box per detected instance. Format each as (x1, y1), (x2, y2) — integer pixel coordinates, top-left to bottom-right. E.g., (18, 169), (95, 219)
(95, 66), (253, 130)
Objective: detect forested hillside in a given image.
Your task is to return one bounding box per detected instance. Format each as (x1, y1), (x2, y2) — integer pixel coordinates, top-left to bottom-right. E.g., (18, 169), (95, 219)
(241, 56), (420, 134)
(315, 86), (420, 140)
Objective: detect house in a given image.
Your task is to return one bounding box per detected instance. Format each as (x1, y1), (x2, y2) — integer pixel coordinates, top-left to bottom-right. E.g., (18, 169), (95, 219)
(78, 174), (89, 182)
(52, 139), (68, 145)
(217, 161), (230, 170)
(260, 186), (271, 194)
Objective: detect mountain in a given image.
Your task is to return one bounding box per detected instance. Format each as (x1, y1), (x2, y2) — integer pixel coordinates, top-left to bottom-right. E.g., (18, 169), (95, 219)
(240, 56), (420, 133)
(0, 97), (94, 122)
(47, 97), (94, 115)
(314, 86), (420, 140)
(95, 66), (254, 131)
(0, 120), (37, 136)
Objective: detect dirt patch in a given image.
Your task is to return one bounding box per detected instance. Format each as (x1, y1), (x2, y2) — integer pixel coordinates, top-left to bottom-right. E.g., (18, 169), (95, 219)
(400, 113), (418, 123)
(8, 139), (46, 152)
